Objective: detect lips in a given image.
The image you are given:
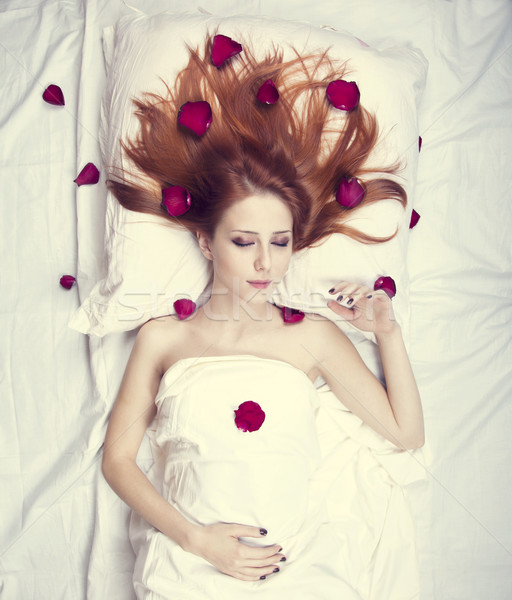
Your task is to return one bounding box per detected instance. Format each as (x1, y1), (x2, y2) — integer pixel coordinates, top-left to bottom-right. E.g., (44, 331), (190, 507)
(248, 280), (272, 289)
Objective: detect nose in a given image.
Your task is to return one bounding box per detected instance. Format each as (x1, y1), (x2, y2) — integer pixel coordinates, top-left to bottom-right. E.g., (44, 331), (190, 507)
(254, 245), (271, 272)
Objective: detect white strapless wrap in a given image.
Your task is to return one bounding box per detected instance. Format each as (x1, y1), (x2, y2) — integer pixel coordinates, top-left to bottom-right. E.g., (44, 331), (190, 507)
(129, 355), (428, 599)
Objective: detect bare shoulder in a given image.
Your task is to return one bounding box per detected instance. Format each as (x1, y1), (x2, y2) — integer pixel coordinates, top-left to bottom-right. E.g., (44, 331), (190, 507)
(293, 313), (353, 356)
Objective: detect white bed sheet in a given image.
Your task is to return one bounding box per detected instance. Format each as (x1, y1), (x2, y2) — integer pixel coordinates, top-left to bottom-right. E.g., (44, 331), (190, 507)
(1, 1), (511, 599)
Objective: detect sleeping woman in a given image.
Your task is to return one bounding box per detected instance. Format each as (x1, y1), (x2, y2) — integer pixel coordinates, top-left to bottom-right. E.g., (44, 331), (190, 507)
(101, 36), (424, 599)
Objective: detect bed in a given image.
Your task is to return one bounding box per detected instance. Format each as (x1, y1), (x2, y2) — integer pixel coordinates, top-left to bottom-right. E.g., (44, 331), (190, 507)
(1, 0), (511, 598)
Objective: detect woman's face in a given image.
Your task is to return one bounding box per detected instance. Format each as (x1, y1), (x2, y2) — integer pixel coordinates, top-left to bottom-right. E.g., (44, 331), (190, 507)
(198, 192), (294, 305)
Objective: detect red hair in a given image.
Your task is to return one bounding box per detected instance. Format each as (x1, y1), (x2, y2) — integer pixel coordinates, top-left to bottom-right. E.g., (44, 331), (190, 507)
(108, 37), (406, 251)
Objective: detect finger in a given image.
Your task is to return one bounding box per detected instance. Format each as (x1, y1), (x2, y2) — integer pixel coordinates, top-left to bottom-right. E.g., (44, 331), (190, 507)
(238, 565), (282, 581)
(243, 547), (285, 564)
(229, 524), (269, 539)
(327, 300), (358, 320)
(238, 543), (284, 561)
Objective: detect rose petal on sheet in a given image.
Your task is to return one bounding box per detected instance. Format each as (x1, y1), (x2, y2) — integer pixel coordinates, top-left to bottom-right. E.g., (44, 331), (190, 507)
(74, 163), (100, 186)
(161, 186), (191, 217)
(234, 400), (266, 432)
(326, 80), (360, 111)
(355, 37), (370, 47)
(374, 276), (396, 298)
(42, 84), (65, 106)
(178, 101), (213, 136)
(211, 34), (243, 67)
(336, 177), (365, 208)
(173, 298), (196, 320)
(257, 79), (279, 104)
(281, 306), (305, 323)
(409, 209), (421, 229)
(418, 136), (423, 152)
(59, 275), (76, 289)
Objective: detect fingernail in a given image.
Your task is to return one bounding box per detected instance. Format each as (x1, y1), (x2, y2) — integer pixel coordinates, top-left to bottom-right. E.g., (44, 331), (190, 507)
(278, 547), (283, 552)
(280, 556), (287, 562)
(260, 528), (267, 536)
(347, 298), (353, 305)
(366, 294), (373, 299)
(260, 575), (266, 580)
(328, 288), (335, 294)
(336, 295), (343, 302)
(273, 567), (280, 573)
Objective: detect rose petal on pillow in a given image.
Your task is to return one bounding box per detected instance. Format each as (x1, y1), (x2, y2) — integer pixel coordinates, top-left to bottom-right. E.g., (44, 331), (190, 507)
(281, 306), (305, 324)
(161, 186), (191, 217)
(374, 276), (396, 298)
(418, 136), (423, 152)
(74, 163), (100, 186)
(257, 79), (279, 104)
(211, 34), (243, 67)
(326, 80), (360, 111)
(173, 298), (196, 320)
(42, 84), (65, 106)
(409, 209), (420, 229)
(234, 400), (266, 432)
(178, 101), (213, 136)
(336, 177), (365, 208)
(60, 275), (76, 289)
(355, 37), (370, 47)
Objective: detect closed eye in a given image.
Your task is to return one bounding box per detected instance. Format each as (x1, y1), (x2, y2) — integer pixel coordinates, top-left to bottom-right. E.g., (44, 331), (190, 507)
(232, 240), (254, 247)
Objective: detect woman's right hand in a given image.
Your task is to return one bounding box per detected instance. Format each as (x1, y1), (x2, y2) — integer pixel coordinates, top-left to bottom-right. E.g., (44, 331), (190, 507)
(184, 523), (285, 581)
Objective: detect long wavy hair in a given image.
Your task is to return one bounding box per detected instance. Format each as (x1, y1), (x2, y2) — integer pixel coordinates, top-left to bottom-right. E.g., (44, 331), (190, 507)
(108, 36), (406, 251)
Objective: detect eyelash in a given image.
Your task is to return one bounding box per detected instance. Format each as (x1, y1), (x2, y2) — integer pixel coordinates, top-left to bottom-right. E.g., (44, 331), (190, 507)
(232, 240), (289, 248)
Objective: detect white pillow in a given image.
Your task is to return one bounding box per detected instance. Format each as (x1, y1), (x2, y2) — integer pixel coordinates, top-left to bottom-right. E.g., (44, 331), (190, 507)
(69, 10), (427, 341)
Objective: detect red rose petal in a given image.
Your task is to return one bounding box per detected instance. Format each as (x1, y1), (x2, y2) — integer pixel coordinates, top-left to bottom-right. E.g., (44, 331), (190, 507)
(178, 101), (213, 136)
(326, 80), (360, 111)
(74, 163), (100, 186)
(234, 400), (266, 432)
(409, 209), (421, 229)
(257, 79), (279, 104)
(336, 177), (365, 208)
(211, 34), (243, 67)
(161, 186), (191, 217)
(418, 136), (423, 152)
(60, 275), (76, 289)
(374, 276), (396, 298)
(173, 298), (196, 320)
(281, 307), (305, 324)
(43, 84), (65, 106)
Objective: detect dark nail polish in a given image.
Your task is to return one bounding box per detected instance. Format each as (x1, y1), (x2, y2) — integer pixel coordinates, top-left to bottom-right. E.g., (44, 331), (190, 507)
(347, 298), (353, 305)
(278, 547), (283, 552)
(273, 567), (280, 573)
(260, 528), (267, 536)
(336, 295), (343, 302)
(280, 556), (287, 562)
(366, 294), (373, 299)
(328, 288), (335, 294)
(260, 575), (266, 580)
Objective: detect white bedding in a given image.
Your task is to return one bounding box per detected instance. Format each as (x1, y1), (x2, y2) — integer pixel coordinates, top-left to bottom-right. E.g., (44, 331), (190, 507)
(1, 1), (511, 599)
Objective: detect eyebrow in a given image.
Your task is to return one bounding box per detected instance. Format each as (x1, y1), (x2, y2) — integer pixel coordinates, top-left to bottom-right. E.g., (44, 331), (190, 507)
(230, 229), (292, 235)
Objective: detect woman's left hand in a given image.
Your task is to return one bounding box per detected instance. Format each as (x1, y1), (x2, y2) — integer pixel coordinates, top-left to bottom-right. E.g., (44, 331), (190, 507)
(326, 281), (398, 336)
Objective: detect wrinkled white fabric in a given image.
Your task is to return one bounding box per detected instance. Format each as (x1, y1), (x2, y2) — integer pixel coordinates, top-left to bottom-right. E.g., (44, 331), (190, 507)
(129, 355), (425, 599)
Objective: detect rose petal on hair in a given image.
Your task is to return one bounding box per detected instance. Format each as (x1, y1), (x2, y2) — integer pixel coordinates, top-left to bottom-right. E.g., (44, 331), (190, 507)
(178, 101), (213, 136)
(173, 298), (196, 320)
(42, 84), (65, 106)
(409, 209), (421, 229)
(211, 34), (243, 67)
(336, 177), (365, 208)
(418, 136), (423, 152)
(281, 307), (305, 324)
(326, 80), (360, 111)
(374, 276), (396, 298)
(74, 163), (100, 186)
(234, 400), (266, 432)
(161, 186), (191, 217)
(257, 79), (279, 104)
(59, 275), (76, 289)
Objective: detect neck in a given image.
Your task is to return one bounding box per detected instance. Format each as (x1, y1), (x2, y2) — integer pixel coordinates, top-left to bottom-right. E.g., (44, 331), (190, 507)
(201, 286), (277, 326)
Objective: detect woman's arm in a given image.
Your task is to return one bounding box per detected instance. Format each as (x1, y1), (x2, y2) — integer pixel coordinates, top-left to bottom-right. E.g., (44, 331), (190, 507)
(311, 282), (424, 450)
(102, 320), (284, 581)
